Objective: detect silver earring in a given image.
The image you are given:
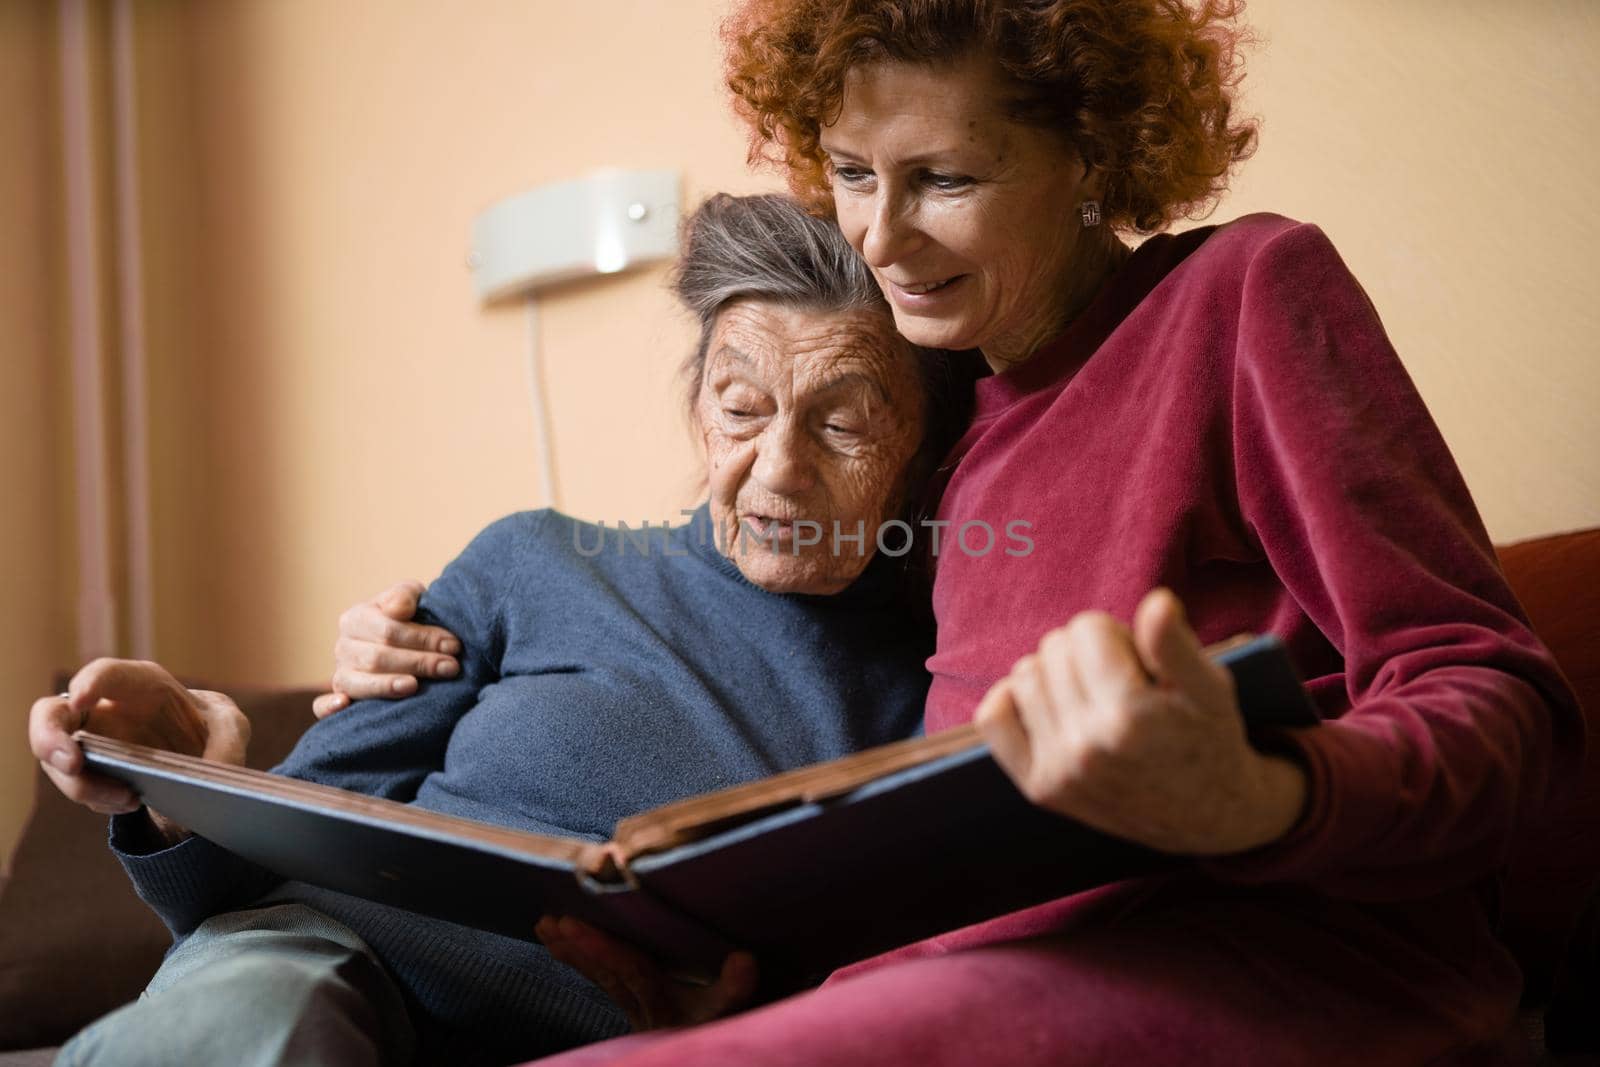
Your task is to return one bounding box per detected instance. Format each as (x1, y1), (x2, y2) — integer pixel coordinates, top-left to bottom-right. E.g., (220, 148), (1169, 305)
(1079, 200), (1102, 228)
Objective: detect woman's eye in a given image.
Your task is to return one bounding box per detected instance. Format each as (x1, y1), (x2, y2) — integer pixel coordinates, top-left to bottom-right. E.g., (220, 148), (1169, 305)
(830, 165), (871, 186)
(823, 422), (861, 437)
(923, 171), (972, 191)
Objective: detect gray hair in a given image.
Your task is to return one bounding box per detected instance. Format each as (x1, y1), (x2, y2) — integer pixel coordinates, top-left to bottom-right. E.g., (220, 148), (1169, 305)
(670, 191), (982, 524)
(672, 192), (891, 408)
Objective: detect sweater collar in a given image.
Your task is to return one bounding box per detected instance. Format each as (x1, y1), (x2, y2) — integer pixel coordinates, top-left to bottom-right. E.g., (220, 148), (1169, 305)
(972, 225), (1216, 417)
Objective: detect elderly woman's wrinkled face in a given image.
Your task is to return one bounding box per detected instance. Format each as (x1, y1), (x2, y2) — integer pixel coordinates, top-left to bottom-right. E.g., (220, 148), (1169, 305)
(821, 52), (1103, 368)
(697, 300), (925, 595)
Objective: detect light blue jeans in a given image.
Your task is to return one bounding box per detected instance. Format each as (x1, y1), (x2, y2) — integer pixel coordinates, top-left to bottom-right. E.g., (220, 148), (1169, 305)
(56, 902), (415, 1067)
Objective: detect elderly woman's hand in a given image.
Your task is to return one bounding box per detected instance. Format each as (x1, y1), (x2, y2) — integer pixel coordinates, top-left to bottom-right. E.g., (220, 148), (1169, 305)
(536, 916), (758, 1031)
(29, 659), (250, 842)
(312, 580), (463, 718)
(975, 588), (1308, 856)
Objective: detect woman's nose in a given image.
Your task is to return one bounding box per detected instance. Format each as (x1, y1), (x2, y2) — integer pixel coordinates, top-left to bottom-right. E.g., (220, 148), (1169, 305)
(752, 424), (814, 496)
(860, 190), (920, 269)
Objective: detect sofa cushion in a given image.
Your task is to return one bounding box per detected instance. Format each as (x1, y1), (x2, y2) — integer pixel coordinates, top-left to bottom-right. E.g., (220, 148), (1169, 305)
(0, 681), (319, 1050)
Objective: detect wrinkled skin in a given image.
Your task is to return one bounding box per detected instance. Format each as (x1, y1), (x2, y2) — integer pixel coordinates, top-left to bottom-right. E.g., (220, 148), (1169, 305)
(696, 300), (926, 595)
(28, 658), (251, 844)
(977, 591), (1309, 856)
(527, 302), (924, 1027)
(313, 301), (926, 716)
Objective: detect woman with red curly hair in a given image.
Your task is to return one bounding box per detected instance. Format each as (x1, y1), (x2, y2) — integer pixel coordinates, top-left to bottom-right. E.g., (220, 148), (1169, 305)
(356, 2), (1579, 1063)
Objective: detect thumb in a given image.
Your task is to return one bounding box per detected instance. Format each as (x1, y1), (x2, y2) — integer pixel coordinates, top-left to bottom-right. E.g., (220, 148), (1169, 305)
(379, 580), (425, 621)
(973, 676), (1033, 784)
(29, 695), (84, 768)
(190, 690), (250, 765)
(1133, 589), (1225, 709)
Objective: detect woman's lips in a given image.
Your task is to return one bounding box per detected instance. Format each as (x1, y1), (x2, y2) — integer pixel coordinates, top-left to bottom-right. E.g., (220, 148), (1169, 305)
(742, 514), (804, 540)
(885, 274), (967, 311)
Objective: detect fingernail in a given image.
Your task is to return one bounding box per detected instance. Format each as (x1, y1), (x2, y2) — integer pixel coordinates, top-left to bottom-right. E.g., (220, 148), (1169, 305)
(440, 638), (462, 655)
(437, 659), (459, 678)
(50, 749), (73, 771)
(391, 677), (413, 695)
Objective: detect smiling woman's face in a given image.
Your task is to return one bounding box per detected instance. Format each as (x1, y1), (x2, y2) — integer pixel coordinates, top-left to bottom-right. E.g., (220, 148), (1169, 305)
(697, 299), (925, 595)
(820, 52), (1104, 368)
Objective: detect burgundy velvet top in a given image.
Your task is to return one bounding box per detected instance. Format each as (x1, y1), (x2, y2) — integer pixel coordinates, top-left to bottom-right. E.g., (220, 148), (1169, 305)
(925, 213), (1582, 901)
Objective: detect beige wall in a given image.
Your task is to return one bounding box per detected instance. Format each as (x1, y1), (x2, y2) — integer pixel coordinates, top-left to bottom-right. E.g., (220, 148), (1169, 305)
(149, 0), (779, 686)
(4, 0), (1597, 856)
(150, 0), (1600, 689)
(1228, 0), (1600, 543)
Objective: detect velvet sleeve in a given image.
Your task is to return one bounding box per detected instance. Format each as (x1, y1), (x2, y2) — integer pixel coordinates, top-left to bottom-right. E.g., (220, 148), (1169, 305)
(1203, 223), (1583, 898)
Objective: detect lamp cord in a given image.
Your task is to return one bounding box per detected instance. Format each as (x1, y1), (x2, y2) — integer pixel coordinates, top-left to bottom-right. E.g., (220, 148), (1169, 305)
(524, 296), (559, 509)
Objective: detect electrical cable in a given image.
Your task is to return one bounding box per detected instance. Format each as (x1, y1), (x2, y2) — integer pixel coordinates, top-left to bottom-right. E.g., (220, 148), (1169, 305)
(523, 295), (559, 508)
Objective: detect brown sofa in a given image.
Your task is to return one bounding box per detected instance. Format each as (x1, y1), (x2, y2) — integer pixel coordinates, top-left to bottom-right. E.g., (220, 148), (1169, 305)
(2, 529), (1596, 1065)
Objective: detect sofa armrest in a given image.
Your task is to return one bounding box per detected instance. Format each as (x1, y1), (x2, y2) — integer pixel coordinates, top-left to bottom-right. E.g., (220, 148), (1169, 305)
(1495, 528), (1600, 1004)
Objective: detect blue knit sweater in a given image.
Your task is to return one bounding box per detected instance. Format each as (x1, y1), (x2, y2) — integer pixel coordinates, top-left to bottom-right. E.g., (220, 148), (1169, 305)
(110, 506), (931, 1064)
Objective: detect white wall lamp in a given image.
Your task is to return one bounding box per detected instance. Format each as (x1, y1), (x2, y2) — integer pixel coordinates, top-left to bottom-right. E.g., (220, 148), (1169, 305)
(469, 169), (681, 507)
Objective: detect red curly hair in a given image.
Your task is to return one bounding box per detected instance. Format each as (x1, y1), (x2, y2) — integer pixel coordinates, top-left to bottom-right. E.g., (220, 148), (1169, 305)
(724, 0), (1258, 233)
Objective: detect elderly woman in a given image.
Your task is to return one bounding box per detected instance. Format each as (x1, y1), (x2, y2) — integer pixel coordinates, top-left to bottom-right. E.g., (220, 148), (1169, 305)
(28, 193), (976, 1067)
(344, 3), (1579, 1065)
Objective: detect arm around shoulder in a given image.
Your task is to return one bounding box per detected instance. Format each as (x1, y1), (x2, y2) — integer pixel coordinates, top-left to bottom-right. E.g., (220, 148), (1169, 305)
(269, 512), (538, 797)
